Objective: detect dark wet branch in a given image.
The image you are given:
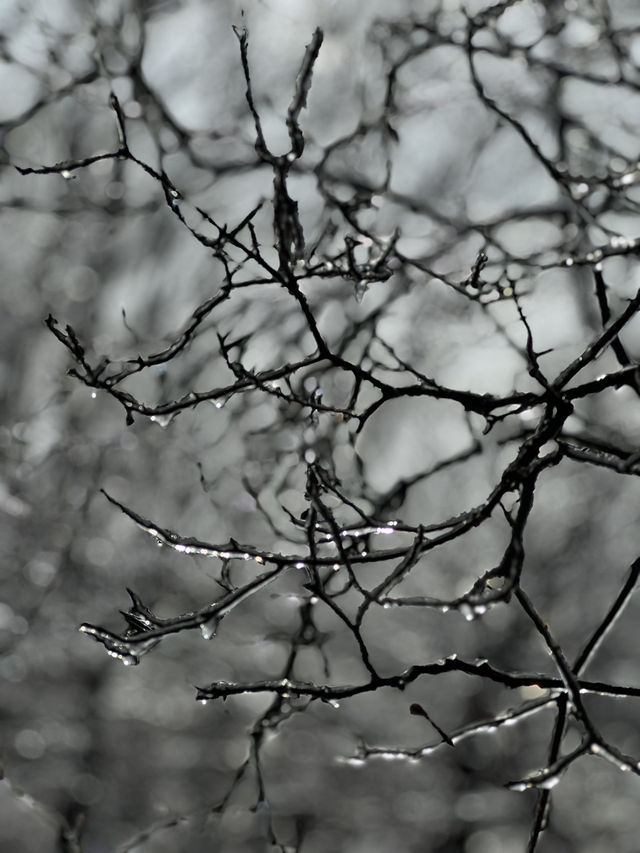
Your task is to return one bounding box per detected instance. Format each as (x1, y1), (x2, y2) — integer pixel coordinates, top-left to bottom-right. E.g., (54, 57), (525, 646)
(12, 6), (640, 852)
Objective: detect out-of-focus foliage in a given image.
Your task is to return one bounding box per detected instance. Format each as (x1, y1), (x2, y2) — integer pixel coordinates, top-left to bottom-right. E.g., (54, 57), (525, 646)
(3, 1), (640, 851)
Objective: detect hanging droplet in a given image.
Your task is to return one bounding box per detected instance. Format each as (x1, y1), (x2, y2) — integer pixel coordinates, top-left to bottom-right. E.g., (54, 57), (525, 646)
(150, 413), (174, 428)
(354, 279), (369, 303)
(200, 618), (218, 641)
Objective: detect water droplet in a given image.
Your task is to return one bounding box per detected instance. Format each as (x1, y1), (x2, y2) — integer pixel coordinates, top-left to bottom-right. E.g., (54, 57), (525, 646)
(617, 170), (639, 187)
(354, 280), (369, 303)
(571, 182), (589, 199)
(609, 235), (635, 250)
(105, 648), (139, 666)
(150, 413), (174, 428)
(200, 618), (218, 640)
(460, 603), (474, 621)
(460, 602), (488, 621)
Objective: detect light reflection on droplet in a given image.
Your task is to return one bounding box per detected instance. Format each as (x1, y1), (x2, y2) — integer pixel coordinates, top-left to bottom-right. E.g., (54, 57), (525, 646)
(149, 413), (173, 428)
(200, 619), (217, 640)
(338, 757), (365, 767)
(354, 280), (369, 303)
